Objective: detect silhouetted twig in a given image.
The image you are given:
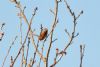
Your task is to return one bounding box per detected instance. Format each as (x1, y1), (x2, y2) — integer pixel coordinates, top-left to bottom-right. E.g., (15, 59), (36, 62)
(80, 45), (85, 67)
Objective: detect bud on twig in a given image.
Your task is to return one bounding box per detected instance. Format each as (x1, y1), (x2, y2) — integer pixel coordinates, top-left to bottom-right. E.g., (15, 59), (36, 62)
(0, 32), (4, 41)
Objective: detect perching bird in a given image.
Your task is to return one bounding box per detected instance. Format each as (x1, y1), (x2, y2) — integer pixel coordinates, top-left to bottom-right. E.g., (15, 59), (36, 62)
(38, 28), (48, 40)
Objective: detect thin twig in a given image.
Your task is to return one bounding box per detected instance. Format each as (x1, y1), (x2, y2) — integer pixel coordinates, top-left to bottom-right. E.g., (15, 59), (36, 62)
(80, 45), (85, 67)
(31, 39), (39, 67)
(10, 56), (13, 67)
(25, 37), (30, 67)
(19, 11), (24, 67)
(2, 36), (18, 67)
(0, 23), (5, 30)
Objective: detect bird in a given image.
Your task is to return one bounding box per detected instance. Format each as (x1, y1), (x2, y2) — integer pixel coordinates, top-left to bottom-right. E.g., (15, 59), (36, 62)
(38, 28), (48, 41)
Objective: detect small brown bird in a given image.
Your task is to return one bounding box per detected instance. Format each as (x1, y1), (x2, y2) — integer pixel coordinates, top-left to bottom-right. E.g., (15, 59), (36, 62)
(38, 28), (48, 40)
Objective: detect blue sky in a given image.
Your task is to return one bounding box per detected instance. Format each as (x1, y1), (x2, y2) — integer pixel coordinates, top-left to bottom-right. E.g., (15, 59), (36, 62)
(0, 0), (100, 67)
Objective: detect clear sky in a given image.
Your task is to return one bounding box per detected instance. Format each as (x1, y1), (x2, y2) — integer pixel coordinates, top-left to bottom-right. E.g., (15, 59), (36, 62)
(0, 0), (100, 67)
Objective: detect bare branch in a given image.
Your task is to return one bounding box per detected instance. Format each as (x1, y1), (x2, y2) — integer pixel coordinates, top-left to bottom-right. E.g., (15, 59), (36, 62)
(50, 0), (83, 66)
(46, 0), (61, 67)
(2, 36), (18, 67)
(25, 37), (30, 67)
(80, 45), (85, 67)
(10, 15), (32, 66)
